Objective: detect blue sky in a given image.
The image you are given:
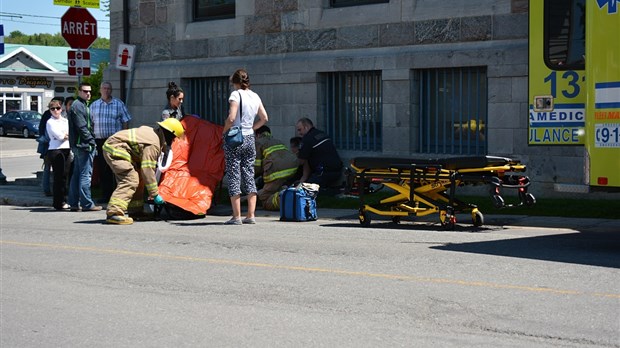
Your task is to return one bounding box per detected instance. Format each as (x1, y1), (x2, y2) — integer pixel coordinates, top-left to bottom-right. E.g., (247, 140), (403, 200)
(1, 1), (110, 39)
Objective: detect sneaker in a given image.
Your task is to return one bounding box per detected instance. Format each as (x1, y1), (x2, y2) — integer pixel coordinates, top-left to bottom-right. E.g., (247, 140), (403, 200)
(224, 217), (242, 225)
(106, 215), (134, 225)
(84, 205), (103, 212)
(70, 206), (81, 212)
(242, 217), (256, 224)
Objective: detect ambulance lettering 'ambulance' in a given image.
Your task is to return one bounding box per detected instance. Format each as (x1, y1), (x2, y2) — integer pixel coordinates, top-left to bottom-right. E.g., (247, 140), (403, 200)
(529, 128), (581, 143)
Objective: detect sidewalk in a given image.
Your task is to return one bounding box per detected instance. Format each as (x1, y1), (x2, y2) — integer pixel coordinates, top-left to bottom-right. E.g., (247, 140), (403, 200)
(0, 178), (51, 207)
(1, 176), (619, 233)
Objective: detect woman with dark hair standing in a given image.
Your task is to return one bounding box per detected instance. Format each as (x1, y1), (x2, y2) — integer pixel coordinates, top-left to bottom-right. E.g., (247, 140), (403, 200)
(62, 97), (75, 118)
(162, 81), (185, 120)
(222, 69), (269, 225)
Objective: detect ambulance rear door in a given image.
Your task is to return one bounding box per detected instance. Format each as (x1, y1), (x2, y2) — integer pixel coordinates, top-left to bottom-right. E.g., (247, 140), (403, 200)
(584, 0), (620, 188)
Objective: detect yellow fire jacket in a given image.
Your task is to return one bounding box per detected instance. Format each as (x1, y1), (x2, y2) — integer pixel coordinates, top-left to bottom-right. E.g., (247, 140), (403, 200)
(254, 134), (299, 183)
(102, 126), (163, 197)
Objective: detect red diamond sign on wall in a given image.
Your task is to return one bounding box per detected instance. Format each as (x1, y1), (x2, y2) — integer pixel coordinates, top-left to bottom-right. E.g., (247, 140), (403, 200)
(61, 7), (98, 49)
(68, 50), (91, 76)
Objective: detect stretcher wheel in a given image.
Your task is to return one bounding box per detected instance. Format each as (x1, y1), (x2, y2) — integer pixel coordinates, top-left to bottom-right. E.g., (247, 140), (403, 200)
(440, 210), (448, 225)
(492, 195), (505, 208)
(359, 210), (371, 227)
(439, 210), (456, 228)
(472, 210), (484, 227)
(391, 216), (401, 224)
(524, 193), (536, 206)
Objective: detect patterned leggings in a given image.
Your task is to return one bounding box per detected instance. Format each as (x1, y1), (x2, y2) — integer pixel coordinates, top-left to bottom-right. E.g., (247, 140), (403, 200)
(225, 134), (257, 197)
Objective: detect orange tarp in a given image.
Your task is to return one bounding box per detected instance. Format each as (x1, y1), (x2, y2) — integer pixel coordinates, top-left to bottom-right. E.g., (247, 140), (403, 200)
(158, 115), (225, 215)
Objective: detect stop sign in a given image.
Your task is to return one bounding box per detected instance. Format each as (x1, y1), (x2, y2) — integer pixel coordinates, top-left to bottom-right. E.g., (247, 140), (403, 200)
(61, 7), (98, 49)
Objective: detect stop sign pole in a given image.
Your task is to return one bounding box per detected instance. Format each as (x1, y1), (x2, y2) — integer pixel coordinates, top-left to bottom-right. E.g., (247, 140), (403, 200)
(61, 7), (97, 84)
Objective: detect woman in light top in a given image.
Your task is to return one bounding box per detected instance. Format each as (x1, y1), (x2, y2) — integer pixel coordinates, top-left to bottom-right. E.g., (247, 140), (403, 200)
(222, 68), (269, 225)
(46, 99), (72, 210)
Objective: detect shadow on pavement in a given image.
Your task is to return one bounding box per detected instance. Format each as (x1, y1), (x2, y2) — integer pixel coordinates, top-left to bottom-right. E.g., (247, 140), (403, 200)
(430, 231), (620, 269)
(322, 213), (620, 269)
(320, 220), (500, 233)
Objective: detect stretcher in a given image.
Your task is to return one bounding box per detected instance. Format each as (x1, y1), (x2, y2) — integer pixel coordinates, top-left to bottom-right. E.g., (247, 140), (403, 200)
(345, 156), (536, 227)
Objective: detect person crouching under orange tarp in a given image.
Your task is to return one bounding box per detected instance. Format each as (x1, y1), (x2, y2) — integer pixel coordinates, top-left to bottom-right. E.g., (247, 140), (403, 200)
(157, 115), (225, 216)
(102, 118), (185, 224)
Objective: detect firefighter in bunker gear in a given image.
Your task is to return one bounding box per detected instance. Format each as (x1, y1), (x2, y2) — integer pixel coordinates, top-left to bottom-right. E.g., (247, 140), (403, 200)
(103, 118), (185, 224)
(254, 126), (300, 210)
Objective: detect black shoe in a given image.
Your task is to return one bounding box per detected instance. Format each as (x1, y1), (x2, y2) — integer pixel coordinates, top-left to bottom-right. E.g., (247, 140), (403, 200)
(55, 203), (71, 211)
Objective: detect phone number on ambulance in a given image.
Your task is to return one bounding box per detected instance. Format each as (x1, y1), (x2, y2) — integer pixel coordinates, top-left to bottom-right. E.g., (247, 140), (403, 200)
(595, 124), (620, 147)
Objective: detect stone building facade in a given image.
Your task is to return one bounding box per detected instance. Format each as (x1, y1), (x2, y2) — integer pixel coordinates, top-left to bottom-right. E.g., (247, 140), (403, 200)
(106, 0), (611, 198)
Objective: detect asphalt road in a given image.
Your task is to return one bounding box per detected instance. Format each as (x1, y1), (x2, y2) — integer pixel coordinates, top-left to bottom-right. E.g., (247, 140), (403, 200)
(0, 135), (41, 181)
(1, 206), (619, 347)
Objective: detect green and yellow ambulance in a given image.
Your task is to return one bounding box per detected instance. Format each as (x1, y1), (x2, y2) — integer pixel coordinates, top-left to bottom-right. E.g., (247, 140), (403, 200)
(529, 0), (620, 188)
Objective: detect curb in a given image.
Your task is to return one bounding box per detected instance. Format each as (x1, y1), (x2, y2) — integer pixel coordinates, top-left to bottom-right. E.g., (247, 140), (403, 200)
(2, 180), (619, 233)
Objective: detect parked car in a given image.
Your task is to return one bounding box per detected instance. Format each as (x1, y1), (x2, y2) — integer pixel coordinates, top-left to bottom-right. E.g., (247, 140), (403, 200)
(0, 110), (42, 138)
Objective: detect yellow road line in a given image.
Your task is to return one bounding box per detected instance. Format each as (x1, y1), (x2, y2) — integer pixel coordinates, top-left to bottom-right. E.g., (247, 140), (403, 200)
(2, 240), (618, 299)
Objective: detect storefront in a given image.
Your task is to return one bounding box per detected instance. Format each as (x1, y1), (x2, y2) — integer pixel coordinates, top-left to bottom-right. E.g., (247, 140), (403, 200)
(0, 44), (109, 114)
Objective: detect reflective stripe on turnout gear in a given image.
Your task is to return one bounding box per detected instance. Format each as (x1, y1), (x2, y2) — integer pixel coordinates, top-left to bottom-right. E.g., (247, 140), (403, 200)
(103, 142), (132, 161)
(262, 166), (298, 183)
(109, 197), (129, 211)
(262, 144), (288, 157)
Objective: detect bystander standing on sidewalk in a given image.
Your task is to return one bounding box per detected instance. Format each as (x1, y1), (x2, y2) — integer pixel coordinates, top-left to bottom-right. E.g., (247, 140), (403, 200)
(67, 83), (102, 212)
(46, 99), (72, 210)
(161, 81), (185, 121)
(62, 97), (75, 118)
(38, 97), (64, 196)
(91, 81), (132, 203)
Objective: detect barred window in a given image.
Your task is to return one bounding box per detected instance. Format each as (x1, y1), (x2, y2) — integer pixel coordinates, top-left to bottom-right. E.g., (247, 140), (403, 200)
(415, 67), (487, 155)
(186, 77), (230, 124)
(194, 0), (235, 21)
(321, 71), (382, 152)
(331, 0), (389, 8)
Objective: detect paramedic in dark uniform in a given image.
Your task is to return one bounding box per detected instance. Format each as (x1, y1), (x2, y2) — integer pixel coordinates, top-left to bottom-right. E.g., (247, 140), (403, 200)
(295, 117), (343, 188)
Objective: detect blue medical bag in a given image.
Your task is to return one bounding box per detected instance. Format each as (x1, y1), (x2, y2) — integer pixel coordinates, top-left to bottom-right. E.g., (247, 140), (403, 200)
(279, 185), (318, 222)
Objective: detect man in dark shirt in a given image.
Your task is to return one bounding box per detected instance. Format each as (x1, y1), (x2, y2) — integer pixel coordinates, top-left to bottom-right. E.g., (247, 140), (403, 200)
(67, 83), (102, 212)
(295, 117), (343, 188)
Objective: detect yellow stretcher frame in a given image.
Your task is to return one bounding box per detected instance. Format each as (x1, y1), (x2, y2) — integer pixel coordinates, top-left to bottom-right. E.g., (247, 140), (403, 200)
(345, 156), (536, 228)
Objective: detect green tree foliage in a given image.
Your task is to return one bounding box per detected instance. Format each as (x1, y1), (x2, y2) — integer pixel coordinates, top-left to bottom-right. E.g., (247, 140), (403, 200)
(5, 31), (110, 49)
(61, 62), (109, 105)
(83, 62), (110, 103)
(102, 0), (110, 15)
(91, 37), (111, 49)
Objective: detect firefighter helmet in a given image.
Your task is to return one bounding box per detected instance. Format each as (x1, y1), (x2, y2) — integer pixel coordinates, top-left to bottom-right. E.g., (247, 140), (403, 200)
(157, 118), (185, 137)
